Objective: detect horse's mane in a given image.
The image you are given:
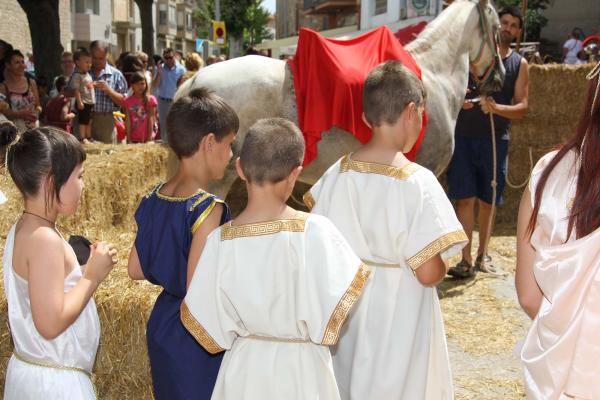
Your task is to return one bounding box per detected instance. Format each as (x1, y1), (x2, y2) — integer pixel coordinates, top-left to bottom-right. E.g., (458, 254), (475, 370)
(406, 0), (475, 56)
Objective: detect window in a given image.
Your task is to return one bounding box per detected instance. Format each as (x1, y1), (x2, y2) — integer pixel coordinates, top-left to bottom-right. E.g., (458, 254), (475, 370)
(186, 13), (193, 31)
(169, 6), (177, 27)
(374, 0), (387, 15)
(74, 0), (99, 15)
(177, 11), (184, 28)
(159, 4), (167, 26)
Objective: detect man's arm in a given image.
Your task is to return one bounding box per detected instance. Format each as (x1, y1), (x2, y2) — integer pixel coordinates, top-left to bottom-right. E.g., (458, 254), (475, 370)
(481, 57), (529, 120)
(152, 64), (161, 88)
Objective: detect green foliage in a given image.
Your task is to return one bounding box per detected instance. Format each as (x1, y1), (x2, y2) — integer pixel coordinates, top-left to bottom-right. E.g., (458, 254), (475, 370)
(245, 1), (274, 46)
(494, 0), (550, 41)
(195, 0), (273, 54)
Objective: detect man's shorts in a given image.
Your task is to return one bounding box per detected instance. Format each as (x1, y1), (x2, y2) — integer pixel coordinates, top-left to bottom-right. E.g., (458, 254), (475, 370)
(447, 135), (508, 205)
(77, 103), (93, 125)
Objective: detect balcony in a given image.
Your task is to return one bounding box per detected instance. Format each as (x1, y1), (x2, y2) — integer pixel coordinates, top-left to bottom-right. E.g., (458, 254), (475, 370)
(304, 0), (357, 15)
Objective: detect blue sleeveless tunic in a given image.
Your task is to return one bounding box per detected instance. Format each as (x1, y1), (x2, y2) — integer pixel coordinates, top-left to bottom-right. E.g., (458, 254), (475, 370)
(134, 183), (230, 399)
(455, 50), (523, 140)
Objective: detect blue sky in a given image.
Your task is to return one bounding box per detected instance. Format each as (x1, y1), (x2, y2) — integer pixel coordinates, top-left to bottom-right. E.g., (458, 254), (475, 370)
(263, 0), (276, 14)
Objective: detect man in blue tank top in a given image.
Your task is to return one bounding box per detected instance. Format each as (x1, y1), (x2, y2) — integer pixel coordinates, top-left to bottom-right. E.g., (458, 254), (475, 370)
(447, 6), (529, 278)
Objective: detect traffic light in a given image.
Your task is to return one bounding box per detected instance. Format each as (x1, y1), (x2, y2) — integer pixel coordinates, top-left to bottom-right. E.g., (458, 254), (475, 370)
(212, 20), (226, 46)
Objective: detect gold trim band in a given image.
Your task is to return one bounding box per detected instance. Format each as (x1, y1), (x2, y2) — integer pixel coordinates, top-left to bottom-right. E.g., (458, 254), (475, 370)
(189, 193), (212, 212)
(191, 200), (217, 234)
(407, 230), (468, 271)
(303, 191), (315, 210)
(12, 352), (97, 398)
(180, 301), (224, 355)
(321, 263), (370, 346)
(220, 213), (308, 240)
(339, 154), (419, 180)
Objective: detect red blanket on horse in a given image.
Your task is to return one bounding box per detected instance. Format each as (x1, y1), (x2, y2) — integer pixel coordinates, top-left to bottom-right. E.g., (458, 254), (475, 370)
(288, 25), (427, 166)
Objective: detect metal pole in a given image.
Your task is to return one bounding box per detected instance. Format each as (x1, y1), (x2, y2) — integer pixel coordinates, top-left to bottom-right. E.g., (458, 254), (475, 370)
(215, 0), (221, 20)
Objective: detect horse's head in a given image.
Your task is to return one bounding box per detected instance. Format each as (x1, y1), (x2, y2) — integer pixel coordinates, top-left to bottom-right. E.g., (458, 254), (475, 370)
(467, 0), (505, 95)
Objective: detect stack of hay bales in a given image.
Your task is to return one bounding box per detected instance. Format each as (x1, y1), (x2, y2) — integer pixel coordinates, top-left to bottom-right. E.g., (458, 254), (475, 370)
(496, 64), (593, 225)
(0, 144), (169, 399)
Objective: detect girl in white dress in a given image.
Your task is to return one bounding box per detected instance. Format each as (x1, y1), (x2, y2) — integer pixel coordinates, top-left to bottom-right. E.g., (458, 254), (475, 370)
(516, 63), (600, 399)
(2, 127), (116, 399)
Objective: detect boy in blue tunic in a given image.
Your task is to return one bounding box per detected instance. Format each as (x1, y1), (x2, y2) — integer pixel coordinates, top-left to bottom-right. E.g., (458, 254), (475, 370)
(127, 87), (239, 399)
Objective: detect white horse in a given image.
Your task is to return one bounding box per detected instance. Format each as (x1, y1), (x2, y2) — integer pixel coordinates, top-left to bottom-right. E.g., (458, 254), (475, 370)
(176, 0), (504, 198)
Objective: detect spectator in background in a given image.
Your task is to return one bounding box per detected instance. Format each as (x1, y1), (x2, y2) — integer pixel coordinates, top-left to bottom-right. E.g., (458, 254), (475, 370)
(136, 51), (154, 92)
(45, 76), (75, 133)
(206, 55), (218, 66)
(35, 76), (49, 123)
(0, 49), (40, 132)
(178, 52), (203, 86)
(50, 52), (75, 98)
(25, 52), (35, 75)
(175, 50), (184, 65)
(70, 48), (95, 143)
(88, 40), (127, 143)
(0, 40), (14, 84)
(563, 28), (584, 65)
(152, 48), (185, 142)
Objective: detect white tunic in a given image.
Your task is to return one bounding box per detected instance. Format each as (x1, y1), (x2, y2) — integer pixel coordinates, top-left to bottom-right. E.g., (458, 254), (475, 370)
(305, 154), (467, 400)
(3, 224), (100, 400)
(182, 212), (369, 400)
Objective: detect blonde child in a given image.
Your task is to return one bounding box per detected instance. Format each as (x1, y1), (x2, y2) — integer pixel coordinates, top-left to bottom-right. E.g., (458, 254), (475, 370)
(182, 118), (369, 400)
(304, 61), (468, 399)
(127, 88), (238, 399)
(70, 49), (95, 143)
(123, 71), (157, 143)
(2, 127), (116, 399)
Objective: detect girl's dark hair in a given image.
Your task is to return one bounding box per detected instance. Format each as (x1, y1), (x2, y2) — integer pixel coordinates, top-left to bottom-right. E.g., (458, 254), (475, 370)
(0, 120), (18, 166)
(528, 73), (600, 239)
(6, 127), (86, 210)
(130, 71), (149, 108)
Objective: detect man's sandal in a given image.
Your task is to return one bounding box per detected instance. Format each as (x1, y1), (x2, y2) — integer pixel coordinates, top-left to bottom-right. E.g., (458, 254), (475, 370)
(448, 259), (475, 279)
(475, 254), (506, 276)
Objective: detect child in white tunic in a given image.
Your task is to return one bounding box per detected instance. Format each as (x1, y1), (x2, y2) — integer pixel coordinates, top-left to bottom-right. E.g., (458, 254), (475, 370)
(304, 61), (467, 400)
(2, 127), (116, 399)
(181, 118), (369, 400)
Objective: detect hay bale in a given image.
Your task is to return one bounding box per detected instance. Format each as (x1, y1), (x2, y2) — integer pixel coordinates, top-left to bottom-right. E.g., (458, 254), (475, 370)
(495, 64), (594, 226)
(0, 143), (169, 399)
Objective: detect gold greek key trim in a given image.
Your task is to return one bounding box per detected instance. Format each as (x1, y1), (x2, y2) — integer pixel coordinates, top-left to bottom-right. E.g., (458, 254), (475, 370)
(339, 154), (419, 180)
(191, 200), (218, 234)
(407, 230), (468, 271)
(220, 213), (308, 240)
(180, 301), (224, 355)
(303, 191), (315, 210)
(189, 193), (212, 212)
(321, 263), (370, 346)
(155, 183), (205, 202)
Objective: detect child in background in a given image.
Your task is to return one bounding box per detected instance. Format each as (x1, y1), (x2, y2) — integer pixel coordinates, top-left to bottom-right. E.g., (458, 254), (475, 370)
(305, 61), (468, 400)
(2, 127), (116, 399)
(123, 71), (157, 143)
(70, 49), (95, 143)
(127, 88), (238, 399)
(45, 76), (75, 133)
(182, 118), (369, 400)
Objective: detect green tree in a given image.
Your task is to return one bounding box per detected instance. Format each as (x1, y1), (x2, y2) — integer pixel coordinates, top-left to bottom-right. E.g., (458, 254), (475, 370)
(245, 1), (274, 46)
(495, 0), (551, 41)
(195, 0), (272, 56)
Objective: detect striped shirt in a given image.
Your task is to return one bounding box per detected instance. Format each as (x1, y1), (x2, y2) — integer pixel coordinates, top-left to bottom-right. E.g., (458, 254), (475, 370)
(90, 64), (128, 113)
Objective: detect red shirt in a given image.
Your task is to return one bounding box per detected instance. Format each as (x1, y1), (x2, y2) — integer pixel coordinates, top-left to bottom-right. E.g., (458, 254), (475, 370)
(45, 95), (71, 133)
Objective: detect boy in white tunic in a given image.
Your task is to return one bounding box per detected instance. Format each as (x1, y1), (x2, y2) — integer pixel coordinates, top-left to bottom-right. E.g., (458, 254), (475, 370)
(304, 61), (468, 400)
(181, 118), (370, 400)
